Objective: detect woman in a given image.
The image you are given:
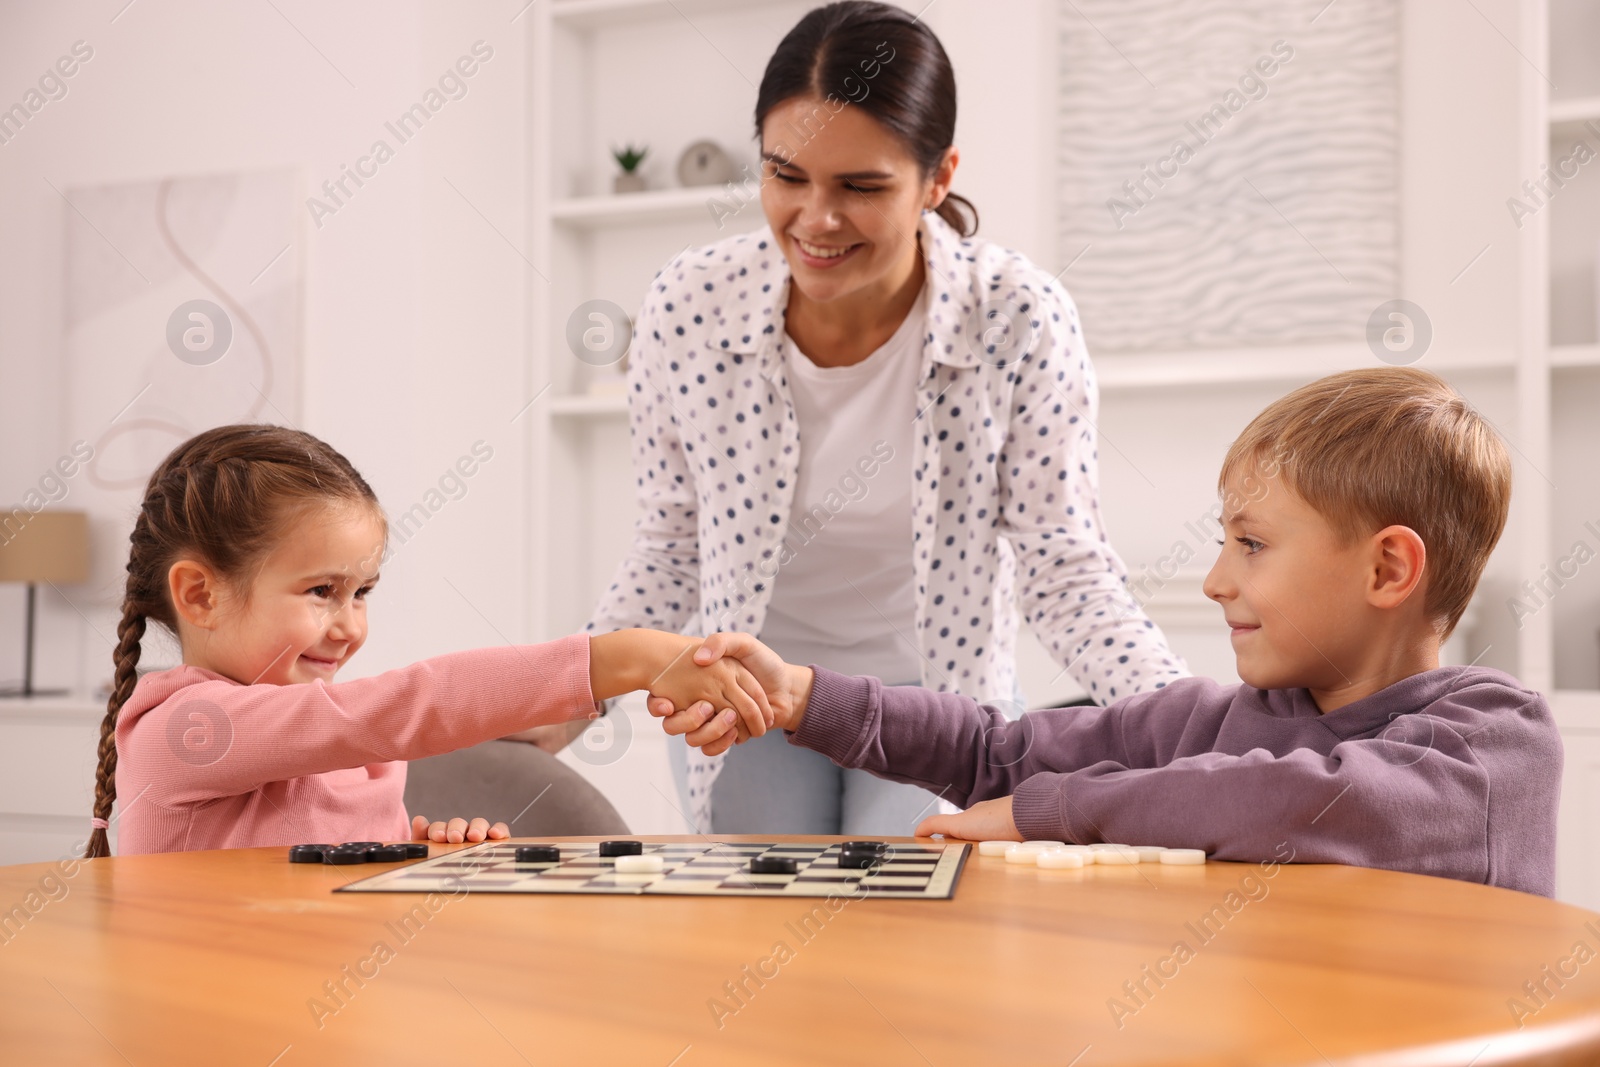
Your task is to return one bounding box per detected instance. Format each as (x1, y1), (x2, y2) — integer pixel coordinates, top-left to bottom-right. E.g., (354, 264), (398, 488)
(567, 1), (1188, 834)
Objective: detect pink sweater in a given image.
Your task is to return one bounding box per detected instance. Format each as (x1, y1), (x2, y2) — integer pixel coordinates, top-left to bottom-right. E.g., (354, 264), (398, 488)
(113, 634), (595, 854)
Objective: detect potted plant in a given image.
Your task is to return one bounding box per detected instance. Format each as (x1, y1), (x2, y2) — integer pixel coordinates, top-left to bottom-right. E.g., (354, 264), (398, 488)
(612, 144), (648, 194)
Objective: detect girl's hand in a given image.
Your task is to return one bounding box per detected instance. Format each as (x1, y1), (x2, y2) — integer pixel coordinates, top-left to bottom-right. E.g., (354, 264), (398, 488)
(411, 814), (510, 844)
(914, 796), (1019, 841)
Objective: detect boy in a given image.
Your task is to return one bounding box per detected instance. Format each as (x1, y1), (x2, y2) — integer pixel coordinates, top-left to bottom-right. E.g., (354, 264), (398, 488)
(652, 368), (1562, 896)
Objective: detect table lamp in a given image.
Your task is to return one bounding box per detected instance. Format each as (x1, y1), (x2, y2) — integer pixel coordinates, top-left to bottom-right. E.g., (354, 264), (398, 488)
(0, 510), (89, 698)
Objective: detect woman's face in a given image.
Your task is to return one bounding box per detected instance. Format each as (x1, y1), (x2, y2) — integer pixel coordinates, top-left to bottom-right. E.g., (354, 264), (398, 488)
(760, 94), (955, 306)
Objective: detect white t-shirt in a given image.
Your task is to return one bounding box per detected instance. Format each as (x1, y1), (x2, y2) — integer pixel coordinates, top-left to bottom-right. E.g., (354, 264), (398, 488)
(758, 285), (927, 683)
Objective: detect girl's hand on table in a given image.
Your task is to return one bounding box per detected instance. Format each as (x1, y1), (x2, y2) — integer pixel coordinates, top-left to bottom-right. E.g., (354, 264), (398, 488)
(411, 814), (510, 844)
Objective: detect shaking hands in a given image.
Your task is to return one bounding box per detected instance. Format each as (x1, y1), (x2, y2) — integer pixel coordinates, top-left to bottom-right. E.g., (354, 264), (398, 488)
(586, 629), (813, 754)
(644, 632), (814, 755)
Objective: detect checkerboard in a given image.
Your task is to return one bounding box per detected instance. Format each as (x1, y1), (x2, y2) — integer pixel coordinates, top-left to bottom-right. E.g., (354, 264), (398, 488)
(335, 840), (970, 899)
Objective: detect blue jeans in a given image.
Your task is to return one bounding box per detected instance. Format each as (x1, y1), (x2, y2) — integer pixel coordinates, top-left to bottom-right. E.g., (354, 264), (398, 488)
(667, 677), (1026, 836)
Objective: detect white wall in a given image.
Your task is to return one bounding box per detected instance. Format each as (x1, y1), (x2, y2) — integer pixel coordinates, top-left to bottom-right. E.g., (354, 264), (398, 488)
(0, 0), (535, 696)
(0, 0), (1537, 690)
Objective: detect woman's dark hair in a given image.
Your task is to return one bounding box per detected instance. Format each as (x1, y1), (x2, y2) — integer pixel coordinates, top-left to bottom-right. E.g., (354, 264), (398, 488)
(755, 0), (978, 237)
(84, 424), (382, 859)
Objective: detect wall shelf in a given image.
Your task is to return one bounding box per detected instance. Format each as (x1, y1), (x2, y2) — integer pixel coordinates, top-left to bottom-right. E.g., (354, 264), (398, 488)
(1552, 344), (1600, 368)
(1094, 344), (1516, 391)
(551, 187), (733, 230)
(550, 0), (765, 31)
(549, 393), (629, 417)
(1550, 95), (1600, 134)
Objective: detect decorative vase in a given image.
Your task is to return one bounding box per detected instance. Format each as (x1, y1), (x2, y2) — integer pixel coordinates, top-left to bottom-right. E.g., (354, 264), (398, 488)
(613, 172), (646, 194)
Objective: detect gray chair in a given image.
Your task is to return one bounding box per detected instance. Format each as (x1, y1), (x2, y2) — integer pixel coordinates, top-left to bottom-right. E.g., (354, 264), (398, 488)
(404, 740), (629, 835)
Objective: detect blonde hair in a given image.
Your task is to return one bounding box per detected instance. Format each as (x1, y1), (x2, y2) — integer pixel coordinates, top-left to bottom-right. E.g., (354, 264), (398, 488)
(1219, 367), (1510, 638)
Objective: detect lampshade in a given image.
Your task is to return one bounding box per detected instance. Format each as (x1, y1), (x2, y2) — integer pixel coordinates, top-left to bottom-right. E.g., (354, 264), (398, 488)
(0, 511), (90, 584)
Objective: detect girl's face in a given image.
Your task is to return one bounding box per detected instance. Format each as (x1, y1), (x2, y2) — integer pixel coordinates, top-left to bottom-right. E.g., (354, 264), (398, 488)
(759, 95), (955, 306)
(176, 503), (385, 686)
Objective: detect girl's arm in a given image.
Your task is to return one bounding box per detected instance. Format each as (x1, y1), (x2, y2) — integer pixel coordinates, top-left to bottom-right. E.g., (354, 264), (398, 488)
(125, 631), (768, 806)
(124, 637), (596, 806)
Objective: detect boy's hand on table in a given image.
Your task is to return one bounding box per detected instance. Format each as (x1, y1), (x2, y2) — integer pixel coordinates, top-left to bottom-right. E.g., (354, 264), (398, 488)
(914, 796), (1019, 842)
(411, 814), (510, 844)
(648, 632), (814, 754)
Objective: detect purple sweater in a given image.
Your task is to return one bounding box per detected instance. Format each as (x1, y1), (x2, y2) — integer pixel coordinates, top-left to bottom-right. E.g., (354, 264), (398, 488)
(792, 666), (1562, 896)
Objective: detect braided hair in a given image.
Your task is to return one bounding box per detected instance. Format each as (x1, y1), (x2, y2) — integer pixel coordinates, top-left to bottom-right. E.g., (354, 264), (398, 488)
(85, 425), (381, 858)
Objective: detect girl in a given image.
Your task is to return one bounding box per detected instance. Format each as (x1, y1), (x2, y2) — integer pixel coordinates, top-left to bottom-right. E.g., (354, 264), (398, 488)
(84, 424), (769, 858)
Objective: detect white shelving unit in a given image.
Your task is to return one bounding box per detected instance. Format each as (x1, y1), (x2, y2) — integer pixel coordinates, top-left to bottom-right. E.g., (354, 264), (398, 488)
(525, 0), (818, 834)
(1538, 0), (1600, 909)
(527, 0), (816, 649)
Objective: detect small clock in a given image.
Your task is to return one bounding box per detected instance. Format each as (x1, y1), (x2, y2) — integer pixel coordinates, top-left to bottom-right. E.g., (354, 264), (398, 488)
(677, 140), (737, 188)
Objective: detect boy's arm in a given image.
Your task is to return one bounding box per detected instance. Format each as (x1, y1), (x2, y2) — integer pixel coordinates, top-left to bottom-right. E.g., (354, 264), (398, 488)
(1014, 737), (1476, 868)
(788, 669), (1211, 807)
(1008, 691), (1557, 895)
(657, 638), (1220, 794)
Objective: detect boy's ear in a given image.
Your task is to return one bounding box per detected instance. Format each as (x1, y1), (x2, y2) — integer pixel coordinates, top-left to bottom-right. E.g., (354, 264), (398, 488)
(168, 559), (225, 630)
(1367, 525), (1427, 610)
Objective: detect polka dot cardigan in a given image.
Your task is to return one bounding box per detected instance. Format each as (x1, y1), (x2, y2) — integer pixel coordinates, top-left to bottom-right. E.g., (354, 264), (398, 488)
(587, 211), (1189, 829)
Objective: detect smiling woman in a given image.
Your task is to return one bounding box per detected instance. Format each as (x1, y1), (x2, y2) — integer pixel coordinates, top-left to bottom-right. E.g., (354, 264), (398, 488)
(575, 1), (1190, 837)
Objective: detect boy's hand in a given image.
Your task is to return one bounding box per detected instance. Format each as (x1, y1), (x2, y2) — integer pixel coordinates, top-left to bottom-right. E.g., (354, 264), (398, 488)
(648, 632), (813, 754)
(656, 703), (743, 756)
(411, 814), (510, 844)
(914, 796), (1019, 842)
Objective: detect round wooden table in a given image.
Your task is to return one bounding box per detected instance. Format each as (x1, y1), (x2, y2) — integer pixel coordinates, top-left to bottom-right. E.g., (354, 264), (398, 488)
(2, 836), (1598, 1066)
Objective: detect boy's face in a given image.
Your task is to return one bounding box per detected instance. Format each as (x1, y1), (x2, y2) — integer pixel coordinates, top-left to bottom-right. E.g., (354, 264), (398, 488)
(1203, 469), (1374, 697)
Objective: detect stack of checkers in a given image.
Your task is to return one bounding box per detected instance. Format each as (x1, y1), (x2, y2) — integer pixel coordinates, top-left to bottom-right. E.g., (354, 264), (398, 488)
(978, 841), (1206, 868)
(288, 842), (430, 865)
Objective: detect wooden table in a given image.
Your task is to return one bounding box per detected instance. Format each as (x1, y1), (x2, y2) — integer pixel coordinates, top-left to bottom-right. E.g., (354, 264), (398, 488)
(3, 836), (1600, 1066)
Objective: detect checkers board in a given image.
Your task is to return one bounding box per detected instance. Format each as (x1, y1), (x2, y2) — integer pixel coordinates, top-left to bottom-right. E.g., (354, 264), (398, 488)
(335, 840), (970, 899)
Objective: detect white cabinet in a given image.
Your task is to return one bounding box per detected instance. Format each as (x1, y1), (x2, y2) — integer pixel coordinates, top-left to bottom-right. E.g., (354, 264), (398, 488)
(0, 697), (111, 865)
(1555, 692), (1600, 909)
